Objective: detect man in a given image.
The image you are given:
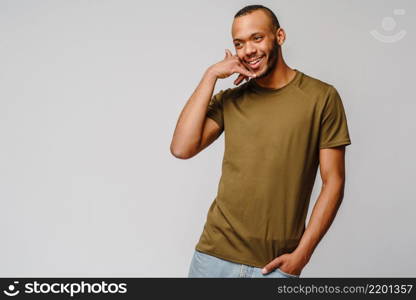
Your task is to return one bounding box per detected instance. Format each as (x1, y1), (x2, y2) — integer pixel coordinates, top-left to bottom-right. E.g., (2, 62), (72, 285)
(170, 5), (351, 278)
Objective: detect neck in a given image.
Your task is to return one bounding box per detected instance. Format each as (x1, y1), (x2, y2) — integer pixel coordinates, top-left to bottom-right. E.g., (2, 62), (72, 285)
(253, 53), (296, 90)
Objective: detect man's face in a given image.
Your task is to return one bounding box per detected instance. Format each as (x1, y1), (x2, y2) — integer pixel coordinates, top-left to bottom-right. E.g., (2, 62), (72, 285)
(232, 10), (280, 79)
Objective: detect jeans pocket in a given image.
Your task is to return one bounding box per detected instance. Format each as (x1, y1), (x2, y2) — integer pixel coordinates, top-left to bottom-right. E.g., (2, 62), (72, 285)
(276, 268), (299, 278)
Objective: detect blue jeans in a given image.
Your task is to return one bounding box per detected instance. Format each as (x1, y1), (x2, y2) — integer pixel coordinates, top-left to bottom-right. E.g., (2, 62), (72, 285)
(188, 250), (300, 278)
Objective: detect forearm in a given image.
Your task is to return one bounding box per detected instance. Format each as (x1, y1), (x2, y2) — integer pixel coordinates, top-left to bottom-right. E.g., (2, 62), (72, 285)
(170, 67), (218, 158)
(293, 178), (345, 264)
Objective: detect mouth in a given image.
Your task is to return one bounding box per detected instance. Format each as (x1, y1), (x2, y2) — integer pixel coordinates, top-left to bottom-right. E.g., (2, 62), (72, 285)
(246, 56), (264, 70)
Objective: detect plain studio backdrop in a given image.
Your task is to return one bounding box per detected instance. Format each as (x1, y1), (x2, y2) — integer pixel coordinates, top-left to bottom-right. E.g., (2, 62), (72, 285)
(0, 0), (414, 277)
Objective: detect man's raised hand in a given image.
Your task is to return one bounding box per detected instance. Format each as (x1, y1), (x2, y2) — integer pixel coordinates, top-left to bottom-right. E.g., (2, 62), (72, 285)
(208, 49), (256, 84)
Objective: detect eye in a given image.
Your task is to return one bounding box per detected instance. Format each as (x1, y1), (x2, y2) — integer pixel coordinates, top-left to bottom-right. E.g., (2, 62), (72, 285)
(254, 36), (262, 41)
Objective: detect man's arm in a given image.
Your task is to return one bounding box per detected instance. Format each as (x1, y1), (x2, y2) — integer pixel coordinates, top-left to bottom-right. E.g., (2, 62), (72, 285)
(261, 145), (348, 275)
(170, 68), (221, 159)
(170, 49), (255, 159)
(293, 145), (347, 264)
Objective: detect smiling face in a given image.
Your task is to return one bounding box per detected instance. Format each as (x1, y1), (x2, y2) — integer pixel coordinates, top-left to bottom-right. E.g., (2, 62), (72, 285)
(232, 9), (281, 79)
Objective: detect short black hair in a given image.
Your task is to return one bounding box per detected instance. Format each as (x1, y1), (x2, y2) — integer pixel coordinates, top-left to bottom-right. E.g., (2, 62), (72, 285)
(234, 5), (280, 32)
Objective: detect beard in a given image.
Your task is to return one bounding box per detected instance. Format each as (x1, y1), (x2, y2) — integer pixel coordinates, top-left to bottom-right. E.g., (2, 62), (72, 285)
(255, 38), (279, 79)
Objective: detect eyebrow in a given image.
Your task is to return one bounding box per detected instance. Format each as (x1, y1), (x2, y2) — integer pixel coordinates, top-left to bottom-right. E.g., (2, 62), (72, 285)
(233, 32), (264, 42)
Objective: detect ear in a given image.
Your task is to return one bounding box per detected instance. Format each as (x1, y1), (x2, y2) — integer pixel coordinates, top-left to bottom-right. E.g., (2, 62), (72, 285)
(276, 28), (286, 45)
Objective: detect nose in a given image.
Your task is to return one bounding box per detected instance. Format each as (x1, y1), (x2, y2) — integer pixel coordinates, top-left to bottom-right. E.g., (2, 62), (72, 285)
(245, 42), (257, 57)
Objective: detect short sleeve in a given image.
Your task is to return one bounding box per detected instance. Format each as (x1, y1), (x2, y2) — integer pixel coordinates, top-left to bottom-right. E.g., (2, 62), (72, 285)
(319, 86), (352, 149)
(206, 89), (225, 130)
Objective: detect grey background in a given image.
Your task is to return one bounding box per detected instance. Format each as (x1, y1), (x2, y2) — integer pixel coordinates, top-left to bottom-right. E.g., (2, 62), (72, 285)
(0, 0), (414, 277)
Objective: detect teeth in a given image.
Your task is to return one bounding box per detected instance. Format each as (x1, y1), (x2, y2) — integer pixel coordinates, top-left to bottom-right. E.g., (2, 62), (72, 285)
(248, 57), (262, 64)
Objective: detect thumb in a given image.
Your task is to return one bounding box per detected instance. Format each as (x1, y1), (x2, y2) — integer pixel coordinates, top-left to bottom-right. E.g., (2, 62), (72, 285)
(262, 258), (282, 274)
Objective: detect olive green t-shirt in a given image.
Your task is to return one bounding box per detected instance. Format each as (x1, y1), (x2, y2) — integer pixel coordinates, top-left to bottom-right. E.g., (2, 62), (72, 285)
(195, 69), (352, 268)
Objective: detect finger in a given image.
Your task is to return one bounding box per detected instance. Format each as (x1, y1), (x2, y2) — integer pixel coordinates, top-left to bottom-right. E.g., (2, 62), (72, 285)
(225, 49), (233, 58)
(234, 74), (246, 85)
(236, 66), (256, 78)
(238, 61), (254, 73)
(236, 61), (251, 71)
(234, 76), (245, 86)
(262, 259), (282, 274)
(237, 56), (246, 64)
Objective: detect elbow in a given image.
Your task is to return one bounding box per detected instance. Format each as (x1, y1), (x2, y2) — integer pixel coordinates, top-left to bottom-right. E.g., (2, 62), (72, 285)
(322, 173), (345, 187)
(321, 176), (346, 201)
(170, 144), (194, 159)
